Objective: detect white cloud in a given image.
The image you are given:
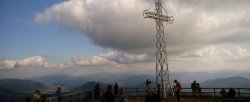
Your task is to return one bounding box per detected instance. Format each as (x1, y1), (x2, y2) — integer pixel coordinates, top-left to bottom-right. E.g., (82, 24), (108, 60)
(1, 47), (250, 78)
(0, 60), (16, 69)
(64, 51), (150, 67)
(2, 0), (249, 78)
(175, 45), (250, 64)
(235, 47), (250, 58)
(0, 56), (47, 69)
(34, 0), (155, 52)
(15, 56), (47, 67)
(34, 0), (250, 57)
(0, 51), (150, 70)
(102, 51), (149, 64)
(67, 56), (116, 66)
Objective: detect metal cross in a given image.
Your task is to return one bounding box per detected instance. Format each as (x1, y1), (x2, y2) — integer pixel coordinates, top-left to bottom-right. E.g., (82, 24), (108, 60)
(143, 0), (174, 98)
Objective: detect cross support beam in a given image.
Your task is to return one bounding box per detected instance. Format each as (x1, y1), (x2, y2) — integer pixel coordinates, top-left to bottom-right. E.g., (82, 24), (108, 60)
(143, 9), (174, 23)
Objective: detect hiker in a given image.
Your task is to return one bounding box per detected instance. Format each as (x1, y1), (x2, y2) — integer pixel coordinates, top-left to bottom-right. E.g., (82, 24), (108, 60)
(174, 80), (182, 102)
(32, 89), (42, 102)
(156, 83), (161, 96)
(228, 88), (236, 98)
(191, 80), (197, 97)
(103, 85), (115, 102)
(220, 88), (227, 97)
(114, 83), (119, 97)
(196, 83), (201, 97)
(145, 89), (161, 102)
(146, 79), (151, 92)
(118, 88), (129, 102)
(56, 87), (63, 102)
(94, 83), (101, 99)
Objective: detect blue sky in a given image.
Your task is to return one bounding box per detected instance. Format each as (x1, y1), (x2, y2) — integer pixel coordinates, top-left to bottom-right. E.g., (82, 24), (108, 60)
(1, 0), (250, 78)
(0, 0), (105, 63)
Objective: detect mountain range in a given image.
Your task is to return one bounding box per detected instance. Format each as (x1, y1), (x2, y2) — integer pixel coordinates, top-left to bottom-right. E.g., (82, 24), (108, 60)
(0, 79), (46, 102)
(202, 76), (250, 88)
(0, 79), (46, 93)
(29, 71), (250, 89)
(1, 72), (250, 101)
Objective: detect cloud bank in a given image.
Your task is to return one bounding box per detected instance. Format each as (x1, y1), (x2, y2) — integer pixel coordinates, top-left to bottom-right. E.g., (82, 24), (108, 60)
(34, 0), (250, 55)
(2, 0), (250, 78)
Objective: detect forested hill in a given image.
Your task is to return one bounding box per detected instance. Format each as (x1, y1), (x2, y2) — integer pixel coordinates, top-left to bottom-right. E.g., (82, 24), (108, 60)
(0, 79), (46, 93)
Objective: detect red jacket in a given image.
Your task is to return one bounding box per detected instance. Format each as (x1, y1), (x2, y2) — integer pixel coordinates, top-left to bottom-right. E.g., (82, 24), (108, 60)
(175, 82), (182, 92)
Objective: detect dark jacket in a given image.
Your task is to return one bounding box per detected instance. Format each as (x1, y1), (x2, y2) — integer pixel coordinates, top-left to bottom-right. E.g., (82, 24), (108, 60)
(104, 91), (115, 102)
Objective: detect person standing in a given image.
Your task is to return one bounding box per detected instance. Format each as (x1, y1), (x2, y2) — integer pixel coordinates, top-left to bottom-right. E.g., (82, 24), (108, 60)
(103, 85), (115, 102)
(145, 89), (161, 102)
(174, 80), (182, 102)
(196, 83), (201, 97)
(220, 88), (227, 97)
(146, 79), (151, 92)
(56, 87), (63, 102)
(191, 80), (197, 97)
(156, 83), (161, 96)
(228, 88), (236, 98)
(94, 83), (101, 99)
(114, 83), (119, 97)
(32, 90), (41, 102)
(118, 88), (129, 102)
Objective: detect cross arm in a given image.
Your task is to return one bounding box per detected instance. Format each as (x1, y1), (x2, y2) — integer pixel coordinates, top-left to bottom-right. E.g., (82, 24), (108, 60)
(143, 9), (174, 24)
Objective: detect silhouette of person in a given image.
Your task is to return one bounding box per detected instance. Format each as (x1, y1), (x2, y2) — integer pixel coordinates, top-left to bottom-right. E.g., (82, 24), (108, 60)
(118, 88), (129, 102)
(94, 83), (101, 99)
(174, 80), (182, 102)
(56, 87), (63, 102)
(146, 79), (151, 92)
(103, 85), (115, 102)
(191, 80), (197, 97)
(114, 83), (119, 97)
(220, 88), (227, 97)
(228, 88), (236, 98)
(196, 83), (201, 97)
(156, 83), (161, 96)
(145, 89), (161, 102)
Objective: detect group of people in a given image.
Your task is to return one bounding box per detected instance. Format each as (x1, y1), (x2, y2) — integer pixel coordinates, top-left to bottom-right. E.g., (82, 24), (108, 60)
(191, 80), (202, 97)
(145, 79), (182, 102)
(28, 79), (239, 102)
(30, 87), (63, 102)
(220, 88), (236, 98)
(101, 83), (129, 102)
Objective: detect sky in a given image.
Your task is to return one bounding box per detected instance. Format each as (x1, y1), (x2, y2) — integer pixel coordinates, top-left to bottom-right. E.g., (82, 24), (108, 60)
(1, 0), (250, 78)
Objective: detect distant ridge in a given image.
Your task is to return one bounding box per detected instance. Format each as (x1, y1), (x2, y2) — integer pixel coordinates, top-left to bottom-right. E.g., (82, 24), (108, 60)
(0, 79), (46, 93)
(32, 74), (88, 88)
(202, 76), (250, 88)
(0, 79), (47, 102)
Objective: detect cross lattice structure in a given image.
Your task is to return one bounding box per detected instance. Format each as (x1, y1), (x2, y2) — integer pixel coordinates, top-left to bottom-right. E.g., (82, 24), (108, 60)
(143, 0), (174, 98)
